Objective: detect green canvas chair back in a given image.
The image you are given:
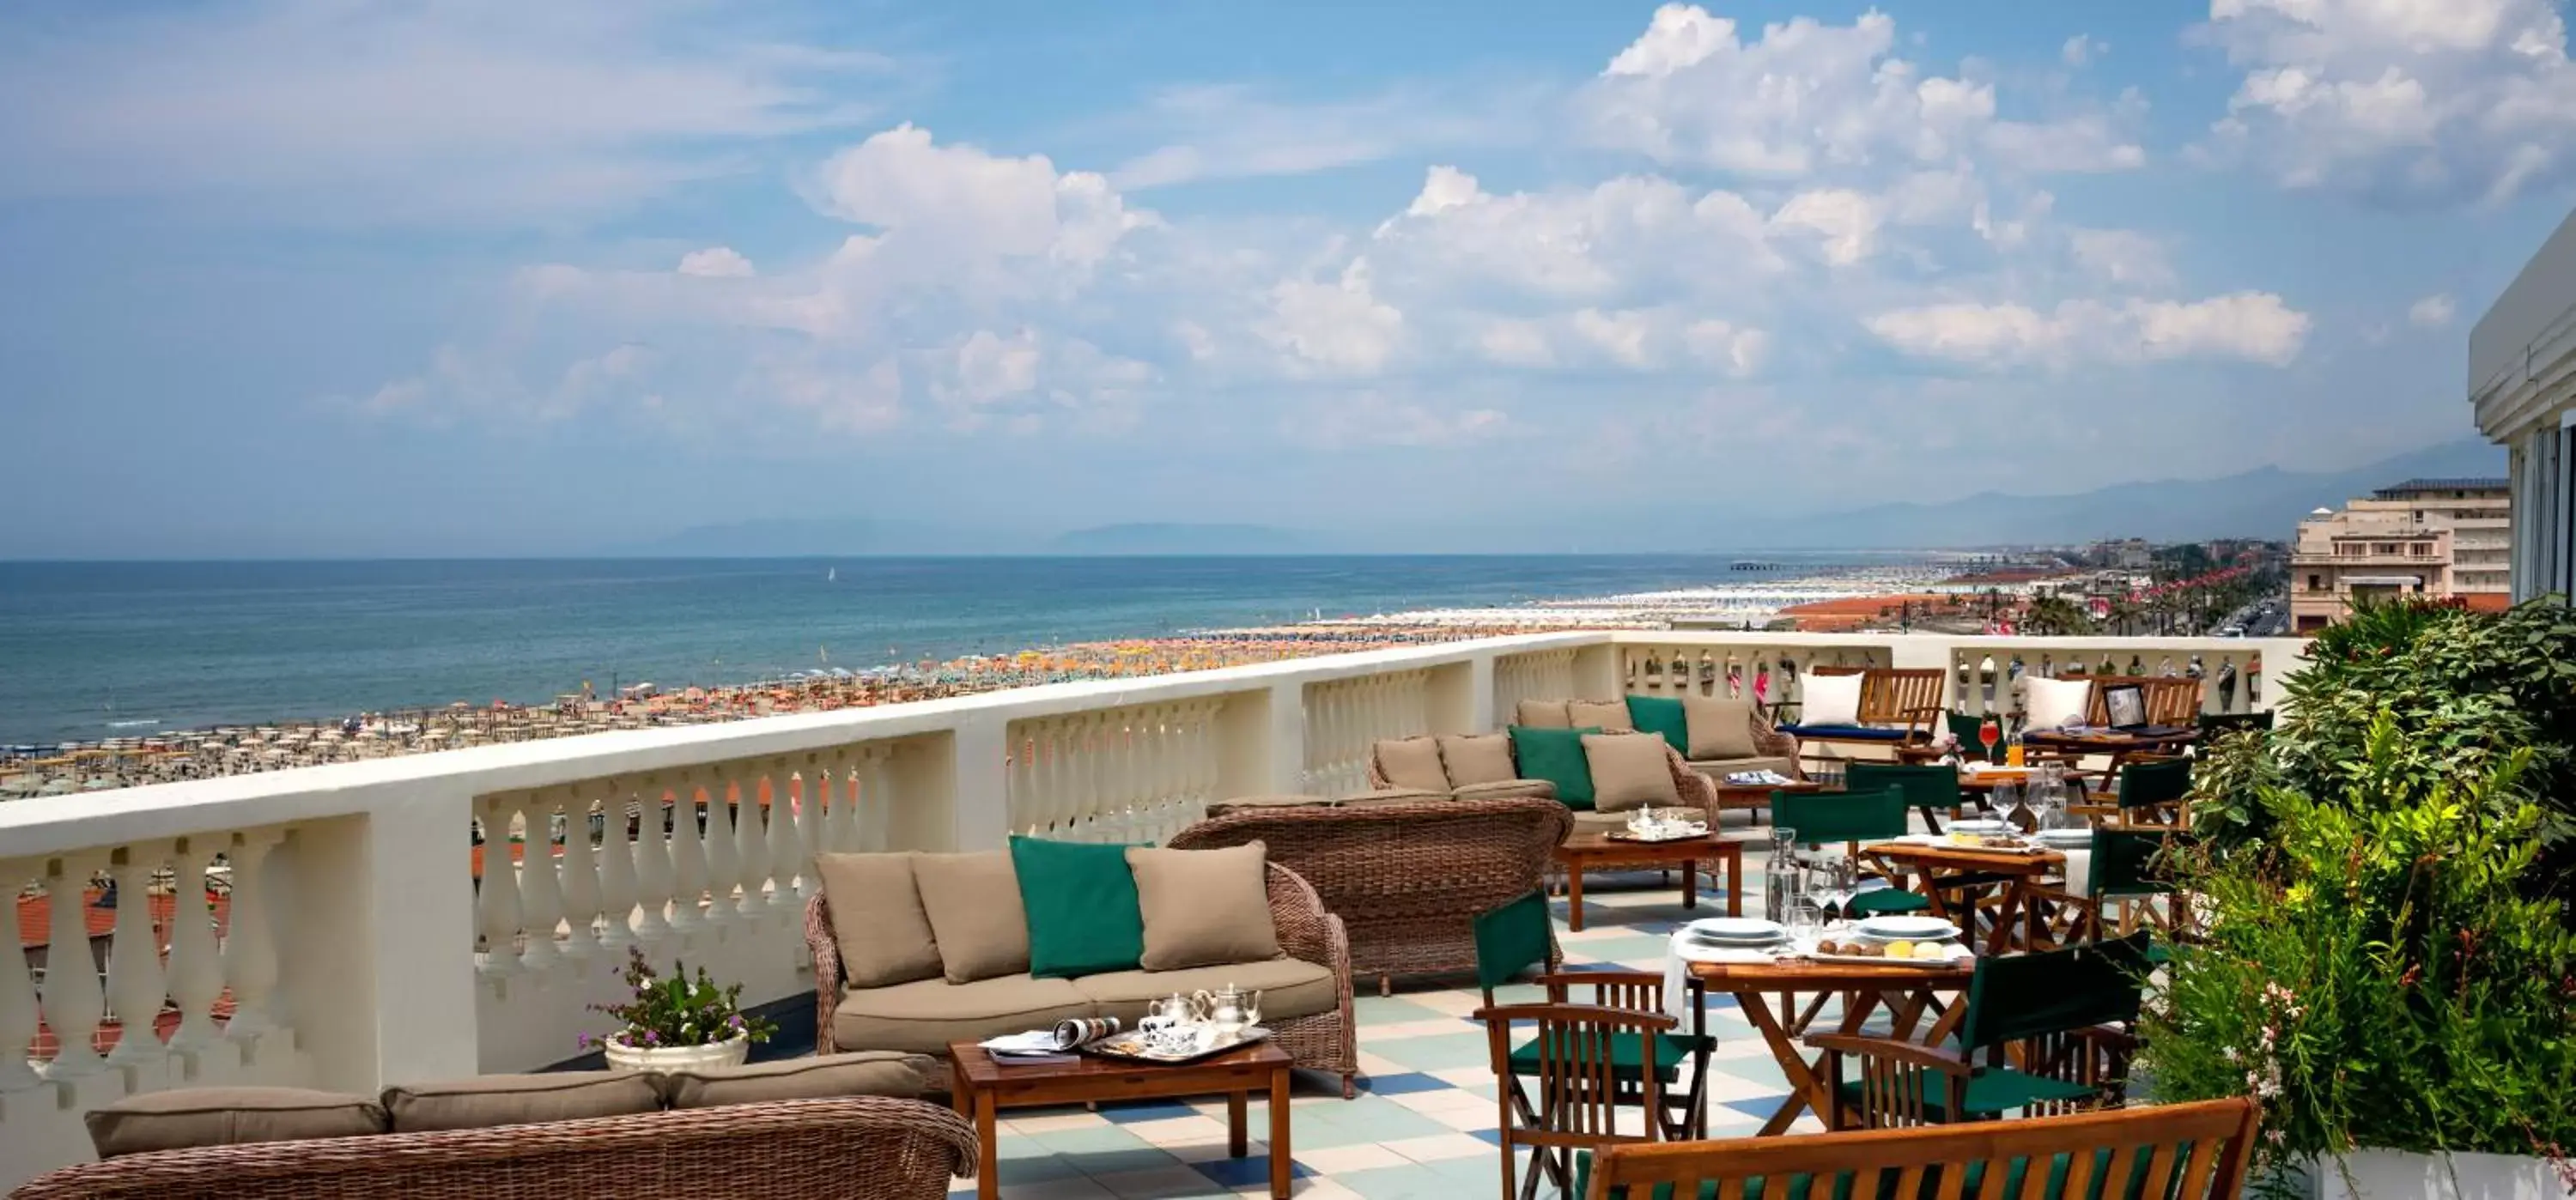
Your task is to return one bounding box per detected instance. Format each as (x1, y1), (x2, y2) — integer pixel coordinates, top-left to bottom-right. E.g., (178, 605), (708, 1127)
(1773, 785), (1910, 846)
(2088, 829), (2173, 900)
(1473, 889), (1553, 996)
(2115, 757), (2191, 811)
(1959, 933), (2149, 1051)
(1845, 762), (1959, 816)
(1946, 711), (1991, 748)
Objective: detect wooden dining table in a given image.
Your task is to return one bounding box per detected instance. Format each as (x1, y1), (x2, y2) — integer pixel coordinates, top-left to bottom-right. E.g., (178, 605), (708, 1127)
(1859, 839), (2068, 954)
(1684, 956), (1973, 1135)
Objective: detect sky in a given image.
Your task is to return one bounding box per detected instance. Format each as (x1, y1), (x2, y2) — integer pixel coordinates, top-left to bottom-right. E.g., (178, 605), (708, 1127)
(2, 0), (2573, 557)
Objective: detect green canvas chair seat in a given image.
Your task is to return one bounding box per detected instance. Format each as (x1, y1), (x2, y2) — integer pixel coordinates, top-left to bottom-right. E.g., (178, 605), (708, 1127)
(1576, 1147), (2165, 1200)
(1834, 1066), (2101, 1120)
(1507, 1028), (1708, 1080)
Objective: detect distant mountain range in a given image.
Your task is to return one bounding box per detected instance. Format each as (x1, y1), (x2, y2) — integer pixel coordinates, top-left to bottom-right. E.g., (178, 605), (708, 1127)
(621, 439), (2507, 556)
(1741, 438), (2508, 549)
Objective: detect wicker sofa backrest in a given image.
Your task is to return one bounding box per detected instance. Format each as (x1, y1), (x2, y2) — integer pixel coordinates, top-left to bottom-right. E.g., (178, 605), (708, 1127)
(1169, 797), (1570, 926)
(9, 1095), (976, 1200)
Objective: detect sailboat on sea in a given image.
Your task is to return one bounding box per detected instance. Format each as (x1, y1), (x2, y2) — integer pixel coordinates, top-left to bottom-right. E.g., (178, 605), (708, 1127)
(826, 567), (837, 582)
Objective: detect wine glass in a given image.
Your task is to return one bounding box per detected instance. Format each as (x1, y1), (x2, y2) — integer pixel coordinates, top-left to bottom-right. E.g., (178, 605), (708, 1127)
(1978, 717), (2002, 764)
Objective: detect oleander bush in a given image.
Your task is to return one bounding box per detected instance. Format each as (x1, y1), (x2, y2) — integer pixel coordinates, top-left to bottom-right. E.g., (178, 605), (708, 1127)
(2145, 716), (2576, 1190)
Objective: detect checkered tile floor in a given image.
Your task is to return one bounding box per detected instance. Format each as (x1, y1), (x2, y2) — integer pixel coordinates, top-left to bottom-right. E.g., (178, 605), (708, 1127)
(948, 828), (1828, 1198)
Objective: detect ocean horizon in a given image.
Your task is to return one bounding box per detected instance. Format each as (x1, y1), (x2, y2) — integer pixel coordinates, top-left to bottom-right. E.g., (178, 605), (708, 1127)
(0, 553), (1909, 746)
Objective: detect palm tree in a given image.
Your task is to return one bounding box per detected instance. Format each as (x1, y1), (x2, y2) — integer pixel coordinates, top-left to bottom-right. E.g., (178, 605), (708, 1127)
(2023, 596), (2096, 636)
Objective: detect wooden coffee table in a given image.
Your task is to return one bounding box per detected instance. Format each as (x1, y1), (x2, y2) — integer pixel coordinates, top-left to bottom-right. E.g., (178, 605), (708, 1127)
(1553, 831), (1743, 931)
(949, 1039), (1293, 1199)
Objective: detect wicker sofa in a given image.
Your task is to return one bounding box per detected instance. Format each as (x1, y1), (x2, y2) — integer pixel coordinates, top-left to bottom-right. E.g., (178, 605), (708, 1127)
(808, 859), (1360, 1097)
(10, 1095), (975, 1200)
(1168, 796), (1571, 996)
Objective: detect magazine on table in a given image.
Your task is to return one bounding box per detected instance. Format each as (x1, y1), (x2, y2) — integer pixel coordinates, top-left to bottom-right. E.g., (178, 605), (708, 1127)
(980, 1017), (1121, 1065)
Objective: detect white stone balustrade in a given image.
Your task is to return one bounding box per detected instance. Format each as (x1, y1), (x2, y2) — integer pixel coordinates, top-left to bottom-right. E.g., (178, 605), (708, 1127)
(0, 629), (2300, 1189)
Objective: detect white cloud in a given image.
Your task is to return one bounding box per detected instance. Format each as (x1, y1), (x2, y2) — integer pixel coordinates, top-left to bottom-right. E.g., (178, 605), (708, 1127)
(0, 0), (884, 221)
(1288, 393), (1509, 449)
(1370, 167), (1780, 301)
(1583, 5), (2141, 179)
(813, 124), (1152, 271)
(2408, 292), (2457, 326)
(2069, 229), (2177, 288)
(1262, 259), (1406, 376)
(1106, 83), (1528, 190)
(2063, 35), (2105, 67)
(2200, 0), (2576, 206)
(1769, 189), (1883, 265)
(1868, 292), (2312, 367)
(677, 247), (756, 277)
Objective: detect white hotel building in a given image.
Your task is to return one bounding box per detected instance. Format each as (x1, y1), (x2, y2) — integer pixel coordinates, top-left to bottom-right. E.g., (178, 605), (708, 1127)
(2474, 206), (2576, 603)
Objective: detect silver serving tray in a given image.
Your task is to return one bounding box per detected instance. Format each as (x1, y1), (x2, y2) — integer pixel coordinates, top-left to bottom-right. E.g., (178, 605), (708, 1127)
(1082, 1025), (1273, 1065)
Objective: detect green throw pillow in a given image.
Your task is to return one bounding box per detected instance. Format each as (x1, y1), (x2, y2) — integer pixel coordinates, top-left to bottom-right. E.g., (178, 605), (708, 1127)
(1509, 725), (1603, 809)
(1010, 835), (1147, 978)
(1625, 695), (1690, 757)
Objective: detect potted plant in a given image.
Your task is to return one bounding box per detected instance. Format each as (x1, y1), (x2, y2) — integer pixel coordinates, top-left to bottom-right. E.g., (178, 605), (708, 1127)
(583, 946), (776, 1072)
(2144, 713), (2576, 1198)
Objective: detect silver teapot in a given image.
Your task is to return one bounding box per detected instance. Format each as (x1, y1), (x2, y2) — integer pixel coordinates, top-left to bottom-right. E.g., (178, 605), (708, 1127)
(1139, 991), (1205, 1030)
(1193, 985), (1262, 1033)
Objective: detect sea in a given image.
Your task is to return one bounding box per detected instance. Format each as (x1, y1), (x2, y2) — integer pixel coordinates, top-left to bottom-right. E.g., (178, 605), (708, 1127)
(0, 555), (1878, 747)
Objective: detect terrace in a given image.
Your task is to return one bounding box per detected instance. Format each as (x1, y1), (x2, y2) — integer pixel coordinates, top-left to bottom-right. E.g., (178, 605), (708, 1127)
(0, 629), (2305, 1195)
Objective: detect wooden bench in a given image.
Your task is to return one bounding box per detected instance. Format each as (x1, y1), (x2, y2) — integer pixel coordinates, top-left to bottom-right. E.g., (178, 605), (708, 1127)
(1583, 1097), (2257, 1200)
(1778, 667), (1947, 761)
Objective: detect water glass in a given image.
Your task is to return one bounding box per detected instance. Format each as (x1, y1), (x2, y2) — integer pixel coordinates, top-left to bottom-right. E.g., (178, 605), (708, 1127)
(1785, 898), (1825, 944)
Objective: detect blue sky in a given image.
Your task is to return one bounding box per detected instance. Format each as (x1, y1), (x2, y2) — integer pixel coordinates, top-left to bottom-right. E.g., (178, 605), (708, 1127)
(2, 0), (2570, 556)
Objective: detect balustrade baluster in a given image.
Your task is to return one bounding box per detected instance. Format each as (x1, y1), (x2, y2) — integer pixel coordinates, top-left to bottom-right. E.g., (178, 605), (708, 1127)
(0, 860), (39, 1091)
(862, 754), (895, 851)
(163, 840), (223, 1052)
(103, 844), (172, 1069)
(735, 767), (773, 920)
(630, 785), (676, 942)
(667, 776), (708, 933)
(513, 795), (563, 972)
(221, 829), (283, 1039)
(37, 853), (108, 1078)
(556, 789), (602, 960)
(702, 776), (738, 929)
(593, 785), (639, 952)
(790, 763), (824, 900)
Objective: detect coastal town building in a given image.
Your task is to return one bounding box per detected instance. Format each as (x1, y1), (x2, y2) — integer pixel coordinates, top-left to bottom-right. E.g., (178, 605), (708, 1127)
(2473, 204), (2576, 603)
(2288, 478), (2512, 632)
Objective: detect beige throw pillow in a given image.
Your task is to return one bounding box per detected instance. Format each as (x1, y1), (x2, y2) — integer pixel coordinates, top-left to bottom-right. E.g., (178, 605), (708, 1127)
(87, 1088), (386, 1159)
(662, 1052), (938, 1108)
(813, 852), (945, 989)
(1583, 733), (1682, 812)
(1437, 733), (1516, 785)
(1682, 695), (1760, 761)
(382, 1073), (660, 1133)
(1374, 736), (1451, 791)
(1127, 842), (1283, 971)
(1515, 700), (1573, 728)
(912, 851), (1031, 983)
(1566, 700), (1636, 732)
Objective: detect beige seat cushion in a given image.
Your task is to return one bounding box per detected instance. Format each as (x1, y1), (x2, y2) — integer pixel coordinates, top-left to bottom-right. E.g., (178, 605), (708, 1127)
(663, 1051), (937, 1109)
(1569, 809), (1637, 833)
(382, 1072), (660, 1134)
(1437, 734), (1516, 785)
(835, 974), (1096, 1056)
(87, 1088), (386, 1159)
(813, 852), (945, 989)
(1682, 695), (1762, 761)
(1583, 733), (1682, 812)
(912, 850), (1030, 984)
(1451, 779), (1556, 802)
(1687, 756), (1798, 779)
(1373, 736), (1451, 791)
(1515, 700), (1573, 729)
(1566, 700), (1636, 732)
(1071, 957), (1339, 1027)
(1127, 843), (1282, 971)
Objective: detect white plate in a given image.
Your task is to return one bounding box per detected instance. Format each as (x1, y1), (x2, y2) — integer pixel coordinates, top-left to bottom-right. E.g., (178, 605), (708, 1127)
(1687, 918), (1787, 942)
(2036, 829), (2093, 845)
(1947, 819), (2013, 834)
(1853, 916), (1962, 941)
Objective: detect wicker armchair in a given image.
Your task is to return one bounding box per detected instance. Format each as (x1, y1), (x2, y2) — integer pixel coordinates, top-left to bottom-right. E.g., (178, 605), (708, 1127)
(806, 862), (1360, 1098)
(9, 1096), (976, 1200)
(1169, 796), (1572, 997)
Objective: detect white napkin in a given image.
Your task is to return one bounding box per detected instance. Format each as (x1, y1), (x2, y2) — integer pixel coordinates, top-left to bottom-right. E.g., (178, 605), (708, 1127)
(2060, 848), (2092, 897)
(1663, 931), (1790, 1018)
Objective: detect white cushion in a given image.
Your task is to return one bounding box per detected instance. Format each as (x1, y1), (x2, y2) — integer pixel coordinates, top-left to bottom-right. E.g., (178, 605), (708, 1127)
(1799, 672), (1864, 726)
(2025, 676), (2091, 730)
